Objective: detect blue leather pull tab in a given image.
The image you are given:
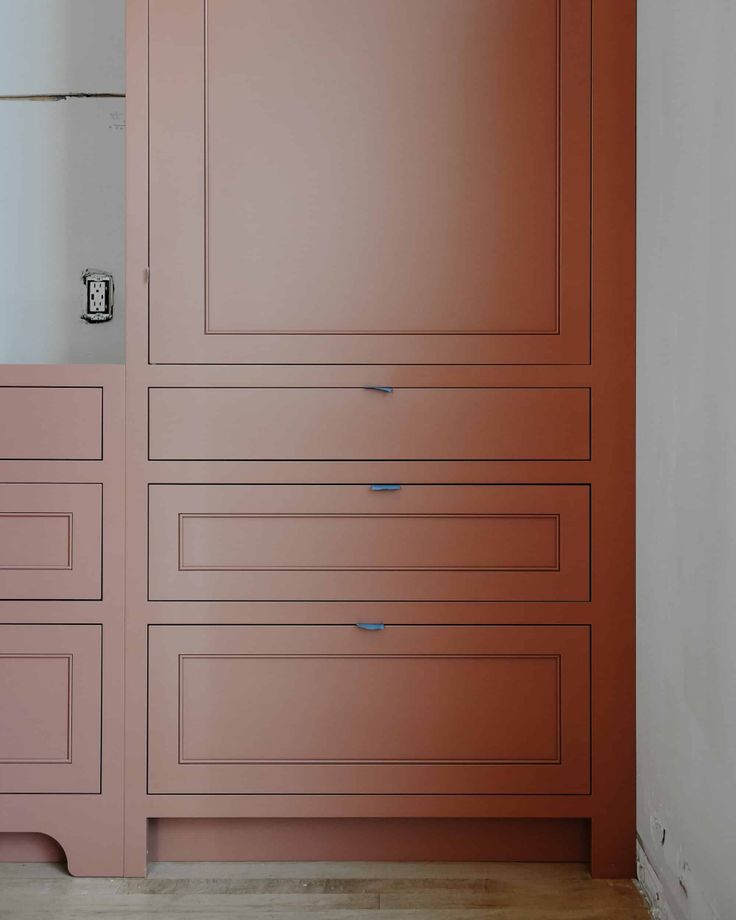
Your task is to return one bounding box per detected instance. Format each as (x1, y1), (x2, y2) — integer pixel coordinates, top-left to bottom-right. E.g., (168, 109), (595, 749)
(363, 385), (394, 393)
(370, 484), (401, 492)
(356, 623), (385, 631)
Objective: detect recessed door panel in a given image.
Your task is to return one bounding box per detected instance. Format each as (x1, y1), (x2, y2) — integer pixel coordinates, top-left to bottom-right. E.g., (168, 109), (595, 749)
(0, 483), (102, 600)
(149, 0), (590, 364)
(149, 387), (590, 461)
(148, 625), (590, 794)
(148, 484), (589, 602)
(0, 625), (101, 793)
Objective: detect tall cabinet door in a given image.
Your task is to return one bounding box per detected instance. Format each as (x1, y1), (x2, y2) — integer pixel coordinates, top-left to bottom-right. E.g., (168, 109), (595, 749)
(149, 0), (591, 365)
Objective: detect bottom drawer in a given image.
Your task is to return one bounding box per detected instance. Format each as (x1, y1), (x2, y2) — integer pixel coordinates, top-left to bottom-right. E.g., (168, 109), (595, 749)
(0, 624), (101, 793)
(148, 625), (589, 796)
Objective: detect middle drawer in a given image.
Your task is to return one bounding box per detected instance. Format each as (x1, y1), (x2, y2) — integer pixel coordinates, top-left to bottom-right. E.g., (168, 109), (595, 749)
(148, 484), (589, 602)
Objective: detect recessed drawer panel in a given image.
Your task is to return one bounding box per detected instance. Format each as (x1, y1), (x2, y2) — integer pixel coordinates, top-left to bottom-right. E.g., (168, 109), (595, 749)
(148, 625), (590, 795)
(0, 625), (101, 793)
(0, 387), (102, 460)
(148, 484), (589, 602)
(0, 483), (102, 600)
(148, 387), (590, 461)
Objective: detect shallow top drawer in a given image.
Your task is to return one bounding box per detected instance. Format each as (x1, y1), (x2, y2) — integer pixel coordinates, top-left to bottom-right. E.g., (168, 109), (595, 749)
(0, 387), (102, 460)
(148, 387), (590, 461)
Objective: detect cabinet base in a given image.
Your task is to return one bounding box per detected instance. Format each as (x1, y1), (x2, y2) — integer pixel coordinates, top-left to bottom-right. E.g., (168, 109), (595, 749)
(0, 807), (124, 878)
(144, 817), (589, 867)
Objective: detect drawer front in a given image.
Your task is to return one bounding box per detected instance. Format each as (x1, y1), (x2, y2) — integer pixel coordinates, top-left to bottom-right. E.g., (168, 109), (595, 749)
(148, 387), (590, 461)
(0, 625), (101, 793)
(148, 625), (590, 795)
(148, 484), (589, 602)
(0, 387), (102, 460)
(0, 483), (102, 600)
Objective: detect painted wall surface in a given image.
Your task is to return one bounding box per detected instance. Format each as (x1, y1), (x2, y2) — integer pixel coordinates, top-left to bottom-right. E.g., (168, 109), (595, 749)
(0, 0), (124, 95)
(0, 0), (124, 363)
(638, 2), (736, 918)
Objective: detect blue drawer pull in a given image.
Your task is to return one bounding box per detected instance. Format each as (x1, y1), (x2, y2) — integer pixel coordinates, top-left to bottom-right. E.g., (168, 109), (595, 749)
(363, 385), (394, 393)
(370, 484), (401, 492)
(356, 623), (385, 631)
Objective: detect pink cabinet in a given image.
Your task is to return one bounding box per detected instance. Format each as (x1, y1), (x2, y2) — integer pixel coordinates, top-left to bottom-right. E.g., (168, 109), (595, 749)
(0, 625), (102, 794)
(0, 483), (102, 600)
(147, 484), (590, 602)
(0, 367), (124, 876)
(148, 625), (590, 796)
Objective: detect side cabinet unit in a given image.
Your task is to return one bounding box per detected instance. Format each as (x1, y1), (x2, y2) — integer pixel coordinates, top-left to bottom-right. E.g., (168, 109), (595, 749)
(128, 0), (635, 879)
(0, 368), (125, 877)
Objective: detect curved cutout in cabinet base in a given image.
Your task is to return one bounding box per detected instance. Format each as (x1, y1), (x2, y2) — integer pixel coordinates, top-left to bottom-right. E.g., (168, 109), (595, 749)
(0, 815), (123, 877)
(0, 833), (64, 863)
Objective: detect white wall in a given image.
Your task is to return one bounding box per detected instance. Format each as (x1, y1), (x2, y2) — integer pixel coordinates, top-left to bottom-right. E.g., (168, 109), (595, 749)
(0, 0), (125, 363)
(0, 0), (124, 95)
(637, 2), (736, 919)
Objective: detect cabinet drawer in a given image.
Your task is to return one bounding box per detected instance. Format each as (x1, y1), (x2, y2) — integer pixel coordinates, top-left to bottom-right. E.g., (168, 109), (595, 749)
(0, 483), (102, 600)
(148, 625), (590, 795)
(0, 625), (101, 793)
(148, 387), (590, 461)
(148, 484), (589, 602)
(0, 387), (102, 460)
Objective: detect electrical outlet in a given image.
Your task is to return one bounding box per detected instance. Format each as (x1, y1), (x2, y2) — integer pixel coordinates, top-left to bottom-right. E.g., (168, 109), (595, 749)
(88, 280), (108, 313)
(81, 269), (114, 323)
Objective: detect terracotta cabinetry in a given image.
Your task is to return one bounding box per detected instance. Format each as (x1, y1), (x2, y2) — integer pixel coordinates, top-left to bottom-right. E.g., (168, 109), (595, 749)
(126, 0), (635, 878)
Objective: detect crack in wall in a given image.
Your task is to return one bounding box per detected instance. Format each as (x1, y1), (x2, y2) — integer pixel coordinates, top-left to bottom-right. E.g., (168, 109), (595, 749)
(0, 93), (125, 102)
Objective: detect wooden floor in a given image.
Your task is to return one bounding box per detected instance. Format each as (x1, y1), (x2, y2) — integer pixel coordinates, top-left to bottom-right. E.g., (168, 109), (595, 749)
(0, 862), (650, 919)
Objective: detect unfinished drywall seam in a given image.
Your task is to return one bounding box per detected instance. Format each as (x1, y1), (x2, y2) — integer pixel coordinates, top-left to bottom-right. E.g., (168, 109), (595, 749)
(0, 93), (124, 101)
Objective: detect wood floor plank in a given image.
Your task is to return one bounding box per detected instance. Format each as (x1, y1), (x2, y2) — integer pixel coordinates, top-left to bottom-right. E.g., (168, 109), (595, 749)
(0, 862), (650, 919)
(144, 861), (591, 881)
(0, 911), (652, 920)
